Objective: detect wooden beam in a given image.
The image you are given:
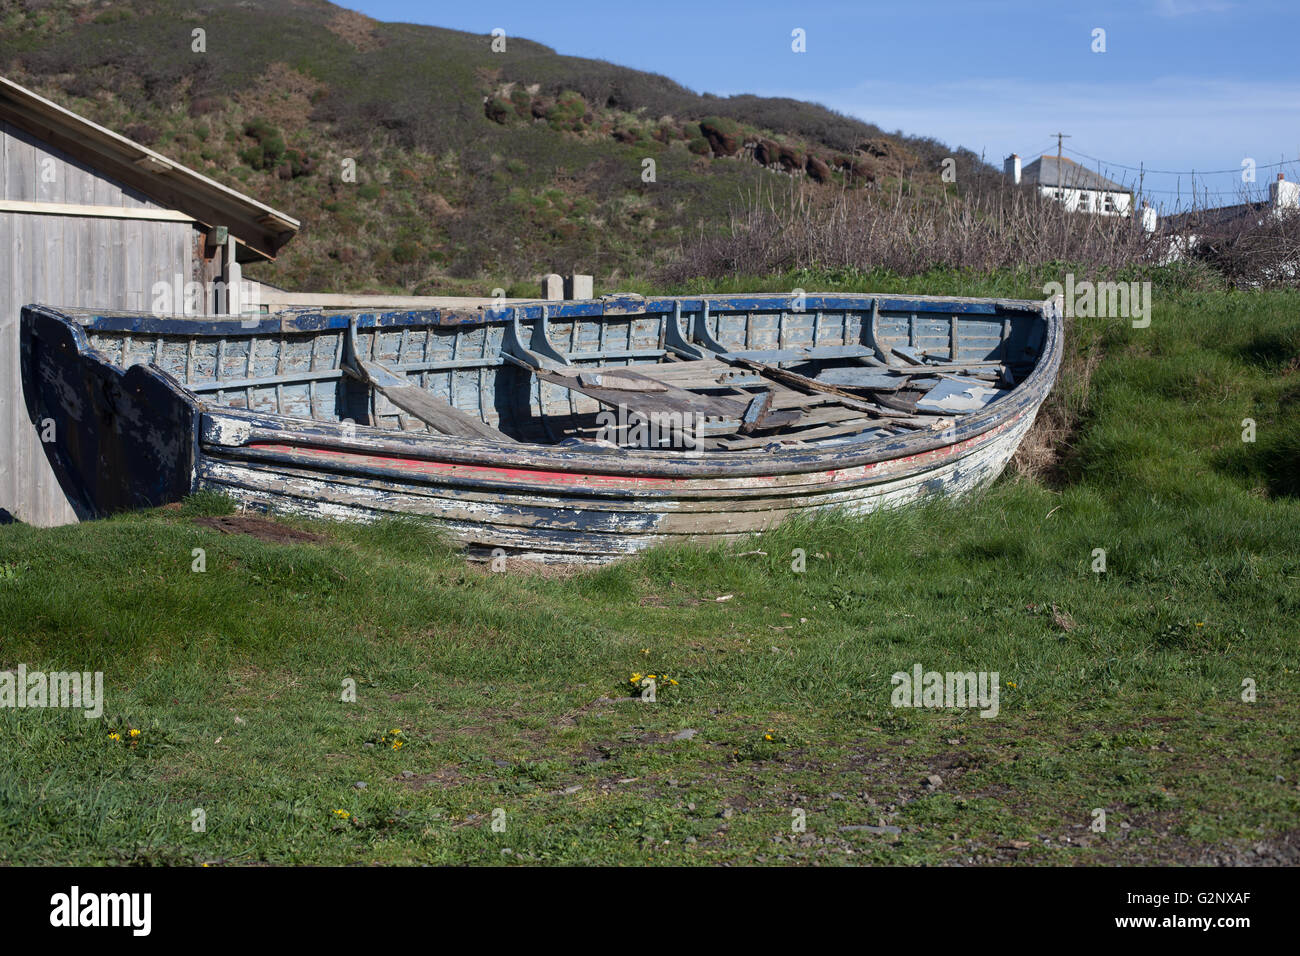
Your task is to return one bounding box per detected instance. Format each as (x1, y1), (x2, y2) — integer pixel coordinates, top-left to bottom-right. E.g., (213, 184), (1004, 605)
(253, 287), (527, 309)
(343, 339), (514, 442)
(0, 199), (194, 222)
(524, 362), (801, 435)
(133, 155), (174, 173)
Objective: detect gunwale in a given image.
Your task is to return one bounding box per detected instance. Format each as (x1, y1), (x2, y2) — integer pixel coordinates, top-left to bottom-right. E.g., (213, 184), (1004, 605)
(30, 292), (1063, 482)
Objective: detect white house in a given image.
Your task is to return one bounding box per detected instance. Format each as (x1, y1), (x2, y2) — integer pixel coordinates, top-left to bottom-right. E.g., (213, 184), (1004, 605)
(1159, 172), (1300, 266)
(1005, 153), (1133, 217)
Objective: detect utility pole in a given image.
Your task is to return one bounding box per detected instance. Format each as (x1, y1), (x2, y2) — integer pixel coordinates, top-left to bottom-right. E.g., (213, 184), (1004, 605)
(1052, 132), (1071, 259)
(1051, 132), (1071, 189)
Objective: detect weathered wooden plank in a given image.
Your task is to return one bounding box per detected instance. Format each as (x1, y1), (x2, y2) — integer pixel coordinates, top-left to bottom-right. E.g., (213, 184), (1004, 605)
(915, 376), (1008, 413)
(528, 363), (801, 435)
(814, 367), (915, 391)
(191, 411), (1025, 560)
(0, 199), (193, 221)
(348, 353), (515, 442)
(739, 390), (774, 434)
(710, 353), (906, 419)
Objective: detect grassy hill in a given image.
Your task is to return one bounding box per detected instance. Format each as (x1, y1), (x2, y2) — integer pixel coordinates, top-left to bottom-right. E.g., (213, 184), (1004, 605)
(0, 0), (989, 294)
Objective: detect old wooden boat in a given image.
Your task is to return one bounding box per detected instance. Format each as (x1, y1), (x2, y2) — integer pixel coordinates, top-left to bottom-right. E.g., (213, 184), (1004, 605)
(20, 293), (1062, 561)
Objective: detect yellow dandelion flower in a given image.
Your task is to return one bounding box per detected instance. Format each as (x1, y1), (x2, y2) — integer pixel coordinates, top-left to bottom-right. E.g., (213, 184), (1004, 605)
(129, 729), (141, 737)
(333, 809), (350, 818)
(108, 732), (121, 741)
(393, 741), (403, 750)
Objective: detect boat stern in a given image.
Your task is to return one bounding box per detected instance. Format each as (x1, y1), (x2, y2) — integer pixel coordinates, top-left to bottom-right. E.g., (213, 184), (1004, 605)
(19, 305), (201, 519)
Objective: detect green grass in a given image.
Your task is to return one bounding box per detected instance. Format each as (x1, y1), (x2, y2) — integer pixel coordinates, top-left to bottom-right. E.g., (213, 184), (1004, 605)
(1, 280), (1298, 865)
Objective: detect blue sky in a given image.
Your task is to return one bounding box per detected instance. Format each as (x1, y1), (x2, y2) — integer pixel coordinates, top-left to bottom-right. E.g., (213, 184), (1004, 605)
(346, 0), (1299, 210)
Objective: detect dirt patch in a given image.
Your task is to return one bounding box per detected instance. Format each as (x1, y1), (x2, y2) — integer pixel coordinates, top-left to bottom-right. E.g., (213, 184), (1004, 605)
(427, 194), (458, 218)
(326, 9), (385, 52)
(466, 556), (592, 580)
(232, 62), (327, 129)
(194, 516), (324, 545)
(554, 695), (641, 727)
(1196, 827), (1300, 866)
(397, 766), (471, 790)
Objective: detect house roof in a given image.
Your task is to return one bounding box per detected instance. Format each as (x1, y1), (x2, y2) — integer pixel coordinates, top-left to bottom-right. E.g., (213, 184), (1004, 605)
(1023, 155), (1130, 194)
(0, 75), (298, 262)
(1160, 200), (1269, 233)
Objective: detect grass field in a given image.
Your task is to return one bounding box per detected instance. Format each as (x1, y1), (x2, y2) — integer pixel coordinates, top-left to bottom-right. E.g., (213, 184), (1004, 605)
(1, 273), (1297, 865)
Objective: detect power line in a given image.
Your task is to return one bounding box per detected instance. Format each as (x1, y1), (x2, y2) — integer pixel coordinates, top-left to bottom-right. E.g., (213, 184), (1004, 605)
(1063, 145), (1295, 177)
(1011, 141), (1060, 163)
(1135, 187), (1271, 197)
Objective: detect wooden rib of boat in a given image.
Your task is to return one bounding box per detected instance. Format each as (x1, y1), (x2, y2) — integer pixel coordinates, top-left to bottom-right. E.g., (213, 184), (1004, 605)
(20, 292), (1063, 561)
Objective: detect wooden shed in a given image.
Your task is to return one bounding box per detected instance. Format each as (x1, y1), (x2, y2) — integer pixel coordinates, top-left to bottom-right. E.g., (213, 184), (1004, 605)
(0, 75), (299, 526)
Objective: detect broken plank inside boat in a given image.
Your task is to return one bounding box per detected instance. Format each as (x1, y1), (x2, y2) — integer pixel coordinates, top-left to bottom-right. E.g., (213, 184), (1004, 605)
(20, 292), (1063, 561)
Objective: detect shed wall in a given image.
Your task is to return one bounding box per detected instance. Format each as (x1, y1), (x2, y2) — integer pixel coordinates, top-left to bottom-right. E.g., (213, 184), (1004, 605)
(1, 119), (194, 525)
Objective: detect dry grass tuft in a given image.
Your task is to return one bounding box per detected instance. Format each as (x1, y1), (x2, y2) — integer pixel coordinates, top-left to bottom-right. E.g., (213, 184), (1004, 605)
(1009, 313), (1104, 482)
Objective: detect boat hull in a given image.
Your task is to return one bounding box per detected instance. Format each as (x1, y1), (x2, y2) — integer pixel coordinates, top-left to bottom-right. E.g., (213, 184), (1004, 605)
(20, 293), (1062, 561)
(195, 410), (1037, 561)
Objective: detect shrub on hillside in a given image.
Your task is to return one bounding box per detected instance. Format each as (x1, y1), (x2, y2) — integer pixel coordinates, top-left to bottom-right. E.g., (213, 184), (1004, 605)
(699, 116), (741, 157)
(239, 118), (313, 178)
(124, 123), (160, 146)
(189, 96), (223, 117)
(776, 144), (804, 172)
(805, 154), (831, 183)
(509, 89), (531, 118)
(546, 91), (588, 132)
(239, 118), (286, 170)
(484, 97), (512, 124)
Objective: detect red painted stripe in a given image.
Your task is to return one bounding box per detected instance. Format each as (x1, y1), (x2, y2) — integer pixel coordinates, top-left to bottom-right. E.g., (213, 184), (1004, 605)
(243, 417), (1014, 491)
(246, 443), (677, 487)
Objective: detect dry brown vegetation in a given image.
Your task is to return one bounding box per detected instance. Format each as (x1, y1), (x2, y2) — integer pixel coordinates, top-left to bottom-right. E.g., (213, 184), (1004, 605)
(669, 178), (1300, 290)
(1182, 208), (1300, 286)
(666, 183), (1300, 482)
(665, 183), (1163, 282)
(1008, 313), (1104, 483)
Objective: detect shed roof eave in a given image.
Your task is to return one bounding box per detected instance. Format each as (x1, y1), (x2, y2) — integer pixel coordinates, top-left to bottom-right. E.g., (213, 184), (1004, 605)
(0, 75), (299, 261)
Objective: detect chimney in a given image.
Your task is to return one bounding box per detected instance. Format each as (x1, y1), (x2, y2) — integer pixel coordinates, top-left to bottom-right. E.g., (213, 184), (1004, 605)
(1270, 172), (1299, 214)
(1004, 153), (1021, 185)
(1136, 200), (1157, 234)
